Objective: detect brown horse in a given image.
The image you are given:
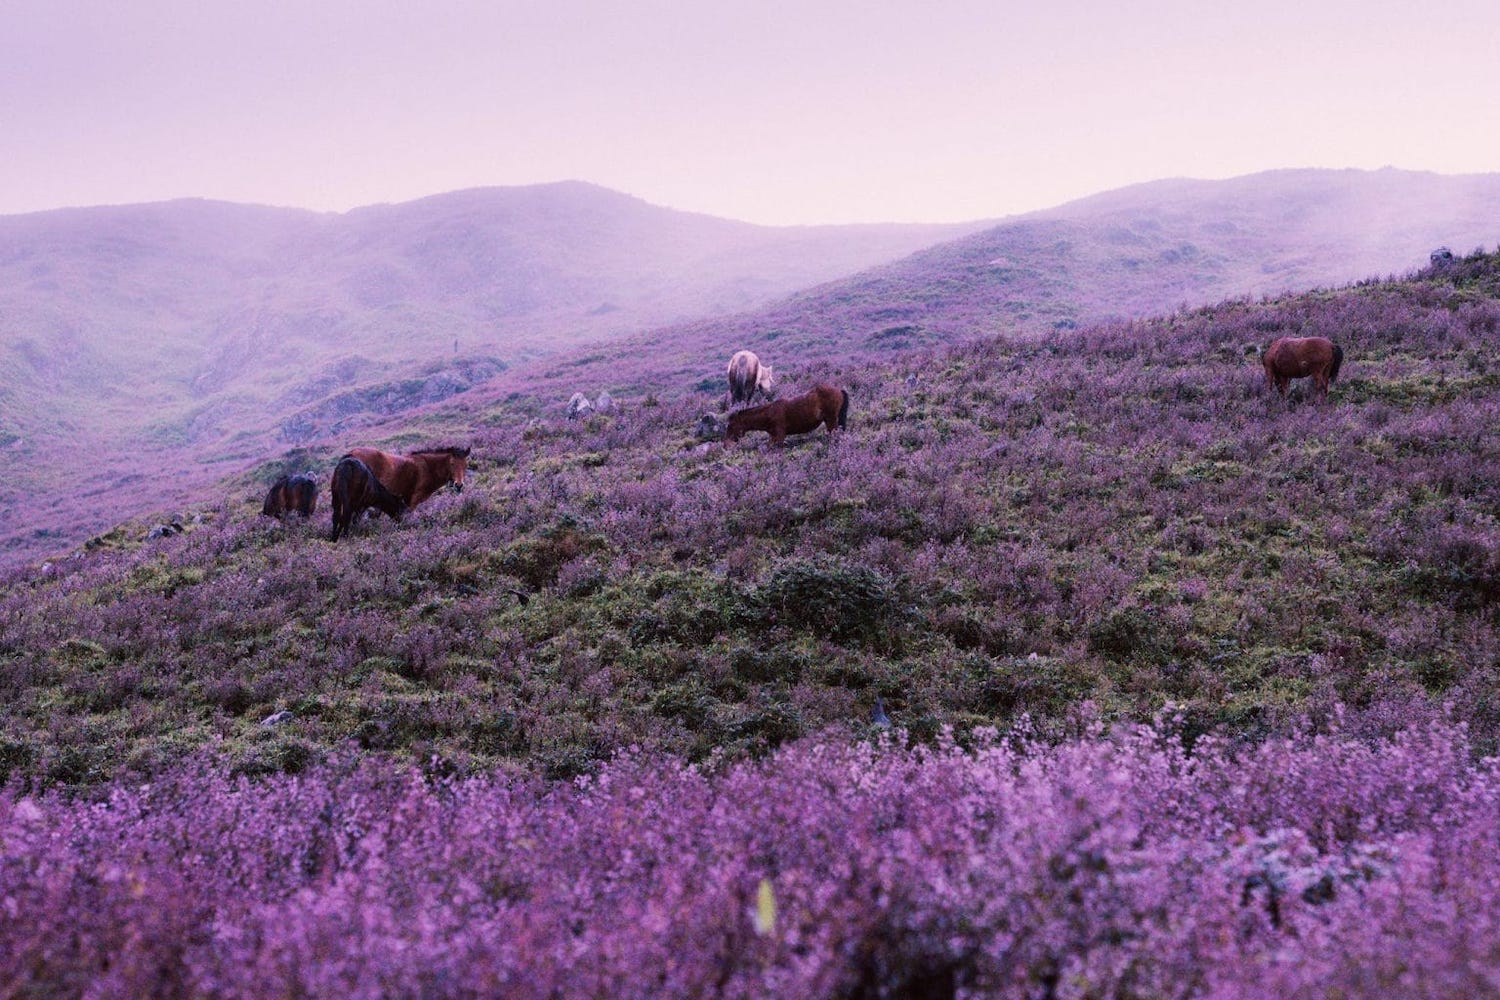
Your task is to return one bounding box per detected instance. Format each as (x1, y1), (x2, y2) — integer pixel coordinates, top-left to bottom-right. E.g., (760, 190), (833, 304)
(261, 473), (317, 518)
(344, 446), (470, 508)
(726, 383), (848, 446)
(329, 457), (407, 542)
(727, 350), (775, 406)
(1263, 336), (1344, 400)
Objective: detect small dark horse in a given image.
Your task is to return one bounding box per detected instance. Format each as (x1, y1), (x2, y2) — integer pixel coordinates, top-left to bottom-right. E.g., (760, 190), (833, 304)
(344, 446), (470, 508)
(726, 383), (848, 446)
(261, 473), (317, 518)
(329, 457), (407, 542)
(1263, 336), (1344, 400)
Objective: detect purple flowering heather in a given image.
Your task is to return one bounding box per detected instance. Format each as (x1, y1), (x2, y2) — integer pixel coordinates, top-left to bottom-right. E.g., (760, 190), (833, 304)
(2, 718), (1498, 997)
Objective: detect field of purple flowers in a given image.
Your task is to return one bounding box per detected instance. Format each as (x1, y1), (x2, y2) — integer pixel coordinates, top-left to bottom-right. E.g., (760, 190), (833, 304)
(4, 718), (1498, 996)
(1, 251), (1498, 994)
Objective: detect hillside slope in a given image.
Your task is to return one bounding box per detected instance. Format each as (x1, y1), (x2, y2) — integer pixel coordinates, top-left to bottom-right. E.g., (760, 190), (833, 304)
(3, 250), (1497, 787)
(0, 184), (983, 566)
(5, 168), (1498, 570)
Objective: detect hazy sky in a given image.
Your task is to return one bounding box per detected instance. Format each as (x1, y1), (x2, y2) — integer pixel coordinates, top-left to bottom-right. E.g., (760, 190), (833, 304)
(5, 0), (1498, 224)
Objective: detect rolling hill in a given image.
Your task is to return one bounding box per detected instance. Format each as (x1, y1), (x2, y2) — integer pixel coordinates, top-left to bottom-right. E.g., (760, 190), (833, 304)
(0, 183), (985, 566)
(4, 168), (1499, 570)
(588, 168), (1500, 377)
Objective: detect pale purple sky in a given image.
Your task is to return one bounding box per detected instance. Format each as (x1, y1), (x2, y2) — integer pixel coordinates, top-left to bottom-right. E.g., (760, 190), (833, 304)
(5, 0), (1498, 225)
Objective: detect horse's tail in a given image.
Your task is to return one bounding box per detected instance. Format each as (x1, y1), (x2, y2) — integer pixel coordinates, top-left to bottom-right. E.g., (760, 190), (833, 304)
(837, 389), (850, 430)
(1329, 345), (1345, 382)
(329, 462), (349, 541)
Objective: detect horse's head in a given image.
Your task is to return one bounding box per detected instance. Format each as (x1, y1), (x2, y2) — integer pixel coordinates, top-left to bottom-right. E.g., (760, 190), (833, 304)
(757, 364), (774, 395)
(724, 414), (747, 446)
(449, 446), (471, 493)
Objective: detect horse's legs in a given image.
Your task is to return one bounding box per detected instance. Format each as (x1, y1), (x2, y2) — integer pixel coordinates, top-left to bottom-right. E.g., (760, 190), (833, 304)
(1315, 369), (1330, 400)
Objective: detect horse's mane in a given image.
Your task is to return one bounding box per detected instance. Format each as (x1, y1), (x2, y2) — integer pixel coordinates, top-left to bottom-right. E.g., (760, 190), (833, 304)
(732, 400), (779, 419)
(410, 446), (469, 458)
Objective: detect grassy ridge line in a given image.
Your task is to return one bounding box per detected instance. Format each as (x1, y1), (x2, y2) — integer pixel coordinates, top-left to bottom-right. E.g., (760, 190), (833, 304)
(1, 254), (1497, 786)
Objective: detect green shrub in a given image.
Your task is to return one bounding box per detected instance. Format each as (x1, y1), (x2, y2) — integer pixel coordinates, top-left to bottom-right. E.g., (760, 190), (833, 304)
(758, 558), (905, 644)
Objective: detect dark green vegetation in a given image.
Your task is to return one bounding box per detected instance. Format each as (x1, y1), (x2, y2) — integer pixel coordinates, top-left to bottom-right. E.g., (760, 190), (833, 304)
(1, 252), (1498, 787)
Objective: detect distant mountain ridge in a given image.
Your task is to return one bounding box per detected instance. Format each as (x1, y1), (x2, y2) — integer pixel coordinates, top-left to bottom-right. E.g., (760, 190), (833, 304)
(3, 168), (1500, 568)
(609, 168), (1500, 375)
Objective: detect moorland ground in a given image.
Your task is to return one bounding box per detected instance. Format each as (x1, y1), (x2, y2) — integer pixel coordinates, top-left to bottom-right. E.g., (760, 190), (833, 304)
(2, 250), (1498, 997)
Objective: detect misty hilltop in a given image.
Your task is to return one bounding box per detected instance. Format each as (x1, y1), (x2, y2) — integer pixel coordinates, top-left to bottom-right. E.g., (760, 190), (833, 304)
(3, 167), (1499, 569)
(612, 168), (1500, 371)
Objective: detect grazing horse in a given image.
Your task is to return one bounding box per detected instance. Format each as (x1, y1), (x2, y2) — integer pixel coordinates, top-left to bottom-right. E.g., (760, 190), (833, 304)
(1263, 336), (1344, 400)
(727, 350), (774, 406)
(261, 473), (317, 518)
(726, 383), (848, 447)
(344, 446), (470, 508)
(329, 457), (407, 542)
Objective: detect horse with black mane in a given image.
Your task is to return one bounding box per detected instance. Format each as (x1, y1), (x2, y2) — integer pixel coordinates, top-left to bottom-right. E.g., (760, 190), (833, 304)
(329, 457), (407, 542)
(344, 446), (470, 508)
(725, 383), (848, 447)
(1263, 336), (1344, 400)
(262, 473), (317, 519)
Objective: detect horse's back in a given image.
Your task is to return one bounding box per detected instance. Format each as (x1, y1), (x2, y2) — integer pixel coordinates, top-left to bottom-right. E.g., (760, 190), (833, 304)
(1266, 337), (1331, 373)
(345, 447), (393, 479)
(346, 447), (415, 503)
(727, 350), (762, 403)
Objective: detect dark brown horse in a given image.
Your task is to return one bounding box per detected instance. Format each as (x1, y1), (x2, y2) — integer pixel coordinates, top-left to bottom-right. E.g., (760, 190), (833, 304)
(329, 457), (407, 542)
(261, 473), (317, 518)
(344, 446), (470, 508)
(1263, 336), (1344, 399)
(726, 383), (848, 446)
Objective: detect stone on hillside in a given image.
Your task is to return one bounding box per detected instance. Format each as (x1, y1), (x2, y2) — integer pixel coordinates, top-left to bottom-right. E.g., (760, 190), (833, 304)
(566, 392), (594, 420)
(695, 413), (724, 441)
(594, 390), (615, 414)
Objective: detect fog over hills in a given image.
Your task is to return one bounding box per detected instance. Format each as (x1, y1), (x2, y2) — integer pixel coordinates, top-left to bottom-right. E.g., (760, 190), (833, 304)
(596, 168), (1500, 380)
(3, 168), (1498, 568)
